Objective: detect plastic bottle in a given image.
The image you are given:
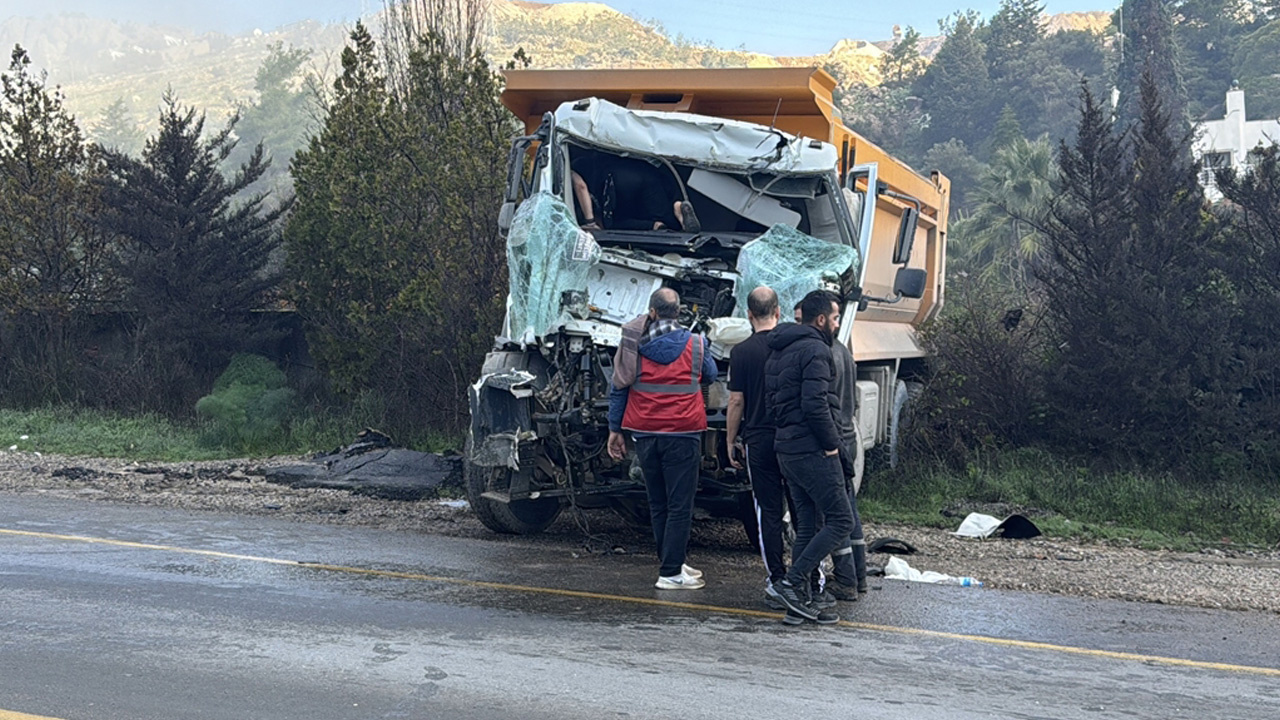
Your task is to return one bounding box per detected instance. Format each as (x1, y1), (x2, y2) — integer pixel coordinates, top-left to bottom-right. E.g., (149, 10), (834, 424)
(943, 576), (983, 587)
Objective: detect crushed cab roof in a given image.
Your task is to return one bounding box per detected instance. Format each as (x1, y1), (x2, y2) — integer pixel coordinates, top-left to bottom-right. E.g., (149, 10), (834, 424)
(553, 97), (838, 175)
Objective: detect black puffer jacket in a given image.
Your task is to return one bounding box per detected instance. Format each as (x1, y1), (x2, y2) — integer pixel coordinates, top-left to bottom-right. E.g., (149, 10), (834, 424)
(764, 323), (841, 456)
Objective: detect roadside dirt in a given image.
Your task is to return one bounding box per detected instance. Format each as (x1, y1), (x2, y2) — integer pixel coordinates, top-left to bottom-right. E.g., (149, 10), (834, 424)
(3, 452), (1278, 614)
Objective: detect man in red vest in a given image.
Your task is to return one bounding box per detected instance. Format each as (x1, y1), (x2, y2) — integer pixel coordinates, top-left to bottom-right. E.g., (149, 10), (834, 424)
(608, 288), (717, 590)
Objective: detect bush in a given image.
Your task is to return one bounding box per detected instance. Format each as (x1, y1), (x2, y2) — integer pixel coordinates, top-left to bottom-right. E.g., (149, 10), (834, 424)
(195, 354), (296, 449)
(911, 275), (1047, 466)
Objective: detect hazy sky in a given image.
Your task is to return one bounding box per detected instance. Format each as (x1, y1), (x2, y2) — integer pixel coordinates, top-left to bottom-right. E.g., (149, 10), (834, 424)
(7, 1), (1113, 55)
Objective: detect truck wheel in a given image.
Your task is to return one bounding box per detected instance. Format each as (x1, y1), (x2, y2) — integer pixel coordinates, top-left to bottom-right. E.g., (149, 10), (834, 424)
(464, 459), (562, 535)
(887, 380), (923, 469)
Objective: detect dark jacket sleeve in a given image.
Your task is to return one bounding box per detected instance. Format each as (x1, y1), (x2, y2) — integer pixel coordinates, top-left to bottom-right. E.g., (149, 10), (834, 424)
(608, 386), (630, 432)
(700, 336), (717, 385)
(799, 344), (841, 451)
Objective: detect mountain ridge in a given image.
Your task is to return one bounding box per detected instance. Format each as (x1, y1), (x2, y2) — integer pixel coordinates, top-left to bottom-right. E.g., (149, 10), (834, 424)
(0, 2), (1114, 140)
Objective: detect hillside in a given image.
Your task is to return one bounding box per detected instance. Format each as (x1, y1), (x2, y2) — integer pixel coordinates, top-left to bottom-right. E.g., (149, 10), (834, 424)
(0, 2), (1114, 141)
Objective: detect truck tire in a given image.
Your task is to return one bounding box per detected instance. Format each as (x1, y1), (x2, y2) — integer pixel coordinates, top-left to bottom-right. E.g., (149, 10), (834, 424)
(464, 452), (562, 535)
(887, 380), (923, 469)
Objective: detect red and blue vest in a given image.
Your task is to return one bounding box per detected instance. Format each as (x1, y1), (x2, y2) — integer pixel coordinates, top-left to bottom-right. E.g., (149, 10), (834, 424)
(622, 335), (708, 434)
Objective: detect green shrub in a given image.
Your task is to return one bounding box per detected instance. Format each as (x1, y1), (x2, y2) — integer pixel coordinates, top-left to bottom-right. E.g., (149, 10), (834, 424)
(195, 354), (296, 449)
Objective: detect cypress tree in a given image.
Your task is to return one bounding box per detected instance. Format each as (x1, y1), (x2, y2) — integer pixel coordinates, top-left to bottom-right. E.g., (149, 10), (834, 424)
(1115, 0), (1189, 133)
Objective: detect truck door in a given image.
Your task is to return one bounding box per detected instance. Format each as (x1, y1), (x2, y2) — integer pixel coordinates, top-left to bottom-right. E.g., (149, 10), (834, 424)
(498, 112), (555, 237)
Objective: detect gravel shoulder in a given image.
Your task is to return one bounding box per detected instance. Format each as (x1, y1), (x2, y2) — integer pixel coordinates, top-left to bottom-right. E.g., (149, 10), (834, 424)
(3, 452), (1278, 614)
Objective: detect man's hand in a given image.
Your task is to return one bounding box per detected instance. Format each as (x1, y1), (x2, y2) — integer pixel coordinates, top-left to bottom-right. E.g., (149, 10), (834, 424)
(729, 440), (745, 470)
(607, 431), (627, 460)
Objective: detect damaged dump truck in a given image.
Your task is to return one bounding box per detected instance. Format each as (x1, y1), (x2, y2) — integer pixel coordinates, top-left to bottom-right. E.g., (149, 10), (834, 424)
(466, 68), (949, 534)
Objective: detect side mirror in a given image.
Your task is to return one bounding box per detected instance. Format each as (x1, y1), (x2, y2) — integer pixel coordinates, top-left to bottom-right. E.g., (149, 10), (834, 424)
(893, 207), (919, 265)
(893, 267), (927, 299)
(498, 201), (516, 235)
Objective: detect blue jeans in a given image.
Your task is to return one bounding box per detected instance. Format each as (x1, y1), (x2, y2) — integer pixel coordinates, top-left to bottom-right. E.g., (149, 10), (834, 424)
(777, 451), (854, 589)
(634, 435), (701, 577)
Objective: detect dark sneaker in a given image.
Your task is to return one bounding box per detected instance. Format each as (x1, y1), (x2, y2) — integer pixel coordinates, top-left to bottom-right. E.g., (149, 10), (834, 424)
(775, 580), (819, 620)
(781, 610), (806, 626)
(827, 581), (859, 602)
(813, 608), (840, 625)
(763, 585), (788, 611)
(811, 589), (837, 609)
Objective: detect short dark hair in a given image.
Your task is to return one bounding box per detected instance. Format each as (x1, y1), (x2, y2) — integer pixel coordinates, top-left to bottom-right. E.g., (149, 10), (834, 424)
(650, 288), (680, 320)
(799, 290), (840, 325)
(747, 286), (779, 320)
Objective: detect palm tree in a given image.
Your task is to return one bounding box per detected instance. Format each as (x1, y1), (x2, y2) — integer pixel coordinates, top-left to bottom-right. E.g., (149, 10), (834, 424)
(954, 136), (1057, 286)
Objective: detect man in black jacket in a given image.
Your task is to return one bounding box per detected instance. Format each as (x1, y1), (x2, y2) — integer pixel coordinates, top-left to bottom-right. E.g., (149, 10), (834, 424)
(764, 290), (854, 623)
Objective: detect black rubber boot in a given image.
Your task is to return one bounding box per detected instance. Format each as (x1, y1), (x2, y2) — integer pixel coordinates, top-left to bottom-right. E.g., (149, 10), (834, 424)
(854, 544), (868, 594)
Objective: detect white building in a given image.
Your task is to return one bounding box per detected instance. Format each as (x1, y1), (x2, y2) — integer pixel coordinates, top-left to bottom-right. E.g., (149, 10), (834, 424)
(1193, 84), (1280, 200)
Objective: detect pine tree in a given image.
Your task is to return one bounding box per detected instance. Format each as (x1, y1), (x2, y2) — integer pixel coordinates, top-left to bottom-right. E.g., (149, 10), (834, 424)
(1039, 67), (1231, 461)
(99, 94), (286, 412)
(232, 43), (315, 201)
(880, 26), (926, 86)
(92, 97), (143, 156)
(1123, 63), (1231, 456)
(1215, 144), (1280, 461)
(1037, 83), (1133, 451)
(986, 0), (1046, 77)
(991, 104), (1024, 151)
(914, 15), (993, 151)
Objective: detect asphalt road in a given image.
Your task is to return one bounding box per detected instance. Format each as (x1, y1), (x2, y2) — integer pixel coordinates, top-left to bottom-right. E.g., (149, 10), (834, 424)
(1, 495), (1278, 720)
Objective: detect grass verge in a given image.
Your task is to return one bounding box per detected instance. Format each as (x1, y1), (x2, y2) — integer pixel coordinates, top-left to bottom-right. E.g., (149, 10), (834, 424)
(0, 405), (461, 462)
(862, 447), (1280, 551)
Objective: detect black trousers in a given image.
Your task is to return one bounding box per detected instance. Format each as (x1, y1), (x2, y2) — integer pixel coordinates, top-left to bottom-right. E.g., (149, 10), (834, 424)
(828, 483), (864, 587)
(745, 434), (789, 586)
(778, 451), (854, 589)
(634, 434), (701, 577)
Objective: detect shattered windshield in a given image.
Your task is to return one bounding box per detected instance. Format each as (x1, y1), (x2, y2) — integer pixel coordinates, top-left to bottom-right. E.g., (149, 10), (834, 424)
(734, 224), (858, 318)
(506, 192), (601, 341)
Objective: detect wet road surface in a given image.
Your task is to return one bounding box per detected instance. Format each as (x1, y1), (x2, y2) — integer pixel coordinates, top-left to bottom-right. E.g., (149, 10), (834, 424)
(1, 495), (1278, 719)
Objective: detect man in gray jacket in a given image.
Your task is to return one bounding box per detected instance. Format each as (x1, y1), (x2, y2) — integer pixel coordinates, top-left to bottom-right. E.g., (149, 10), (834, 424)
(828, 323), (868, 599)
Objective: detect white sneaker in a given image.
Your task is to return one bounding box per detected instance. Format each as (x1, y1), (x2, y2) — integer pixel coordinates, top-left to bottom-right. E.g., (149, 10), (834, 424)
(681, 564), (703, 579)
(655, 572), (705, 590)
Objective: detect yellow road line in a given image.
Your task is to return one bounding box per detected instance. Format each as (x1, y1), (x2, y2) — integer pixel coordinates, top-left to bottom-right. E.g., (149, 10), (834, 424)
(5, 527), (1280, 678)
(0, 709), (65, 720)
